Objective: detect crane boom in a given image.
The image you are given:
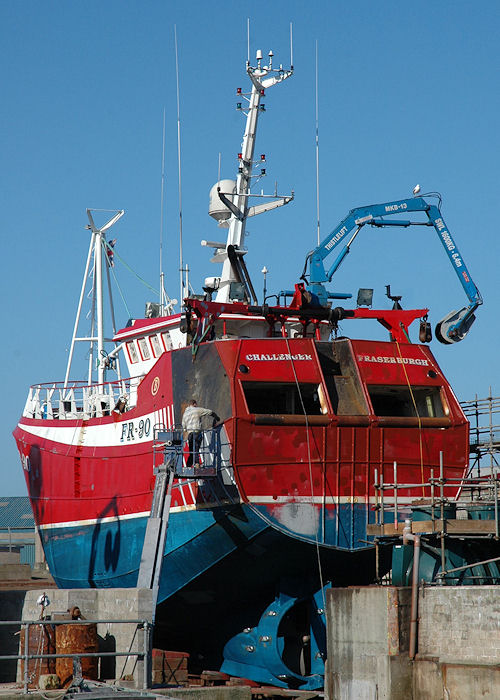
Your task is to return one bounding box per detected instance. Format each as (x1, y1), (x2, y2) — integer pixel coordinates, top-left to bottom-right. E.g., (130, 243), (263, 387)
(303, 195), (482, 344)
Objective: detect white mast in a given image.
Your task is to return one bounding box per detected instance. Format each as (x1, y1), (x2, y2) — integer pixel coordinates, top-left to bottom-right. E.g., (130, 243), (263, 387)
(64, 209), (124, 388)
(214, 49), (293, 303)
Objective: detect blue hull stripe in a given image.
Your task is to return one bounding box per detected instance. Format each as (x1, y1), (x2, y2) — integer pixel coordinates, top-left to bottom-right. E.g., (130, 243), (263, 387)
(40, 503), (377, 601)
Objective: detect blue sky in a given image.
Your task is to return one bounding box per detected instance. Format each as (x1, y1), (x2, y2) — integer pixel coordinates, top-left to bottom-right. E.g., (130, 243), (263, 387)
(2, 1), (499, 495)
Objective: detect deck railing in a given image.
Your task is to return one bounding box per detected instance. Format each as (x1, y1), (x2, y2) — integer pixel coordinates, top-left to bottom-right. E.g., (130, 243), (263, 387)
(22, 377), (141, 420)
(154, 425), (230, 477)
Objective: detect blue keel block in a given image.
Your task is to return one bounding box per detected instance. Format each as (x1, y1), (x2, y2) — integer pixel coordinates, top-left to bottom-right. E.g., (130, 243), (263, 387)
(221, 584), (329, 690)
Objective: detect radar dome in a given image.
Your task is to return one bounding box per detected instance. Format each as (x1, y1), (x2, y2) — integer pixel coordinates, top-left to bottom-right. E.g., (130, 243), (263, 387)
(209, 180), (236, 223)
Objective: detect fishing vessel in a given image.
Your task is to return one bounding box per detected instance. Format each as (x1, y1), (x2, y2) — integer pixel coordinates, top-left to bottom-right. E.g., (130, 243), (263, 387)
(14, 48), (481, 689)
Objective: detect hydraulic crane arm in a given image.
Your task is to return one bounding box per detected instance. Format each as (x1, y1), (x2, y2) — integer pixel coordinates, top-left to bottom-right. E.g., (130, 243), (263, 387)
(303, 196), (482, 344)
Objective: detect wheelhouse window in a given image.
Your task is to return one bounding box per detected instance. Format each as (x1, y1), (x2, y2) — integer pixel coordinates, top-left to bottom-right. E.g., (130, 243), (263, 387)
(242, 382), (326, 415)
(368, 385), (445, 418)
(137, 337), (151, 360)
(162, 331), (173, 351)
(126, 341), (139, 363)
(150, 334), (163, 358)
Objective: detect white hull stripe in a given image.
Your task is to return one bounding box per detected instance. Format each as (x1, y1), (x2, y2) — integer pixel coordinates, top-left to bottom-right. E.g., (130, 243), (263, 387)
(19, 406), (174, 448)
(38, 496), (244, 531)
(39, 505), (191, 531)
(39, 495), (420, 530)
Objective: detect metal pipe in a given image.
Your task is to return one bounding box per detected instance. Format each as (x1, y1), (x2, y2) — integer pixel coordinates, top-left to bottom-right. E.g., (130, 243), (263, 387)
(23, 623), (29, 694)
(380, 471), (384, 530)
(393, 461), (398, 531)
(3, 650), (149, 661)
(96, 231), (105, 384)
(64, 234), (95, 389)
(403, 519), (421, 659)
(143, 622), (149, 689)
(430, 468), (435, 525)
(439, 452), (446, 580)
(494, 467), (499, 539)
(435, 554), (500, 579)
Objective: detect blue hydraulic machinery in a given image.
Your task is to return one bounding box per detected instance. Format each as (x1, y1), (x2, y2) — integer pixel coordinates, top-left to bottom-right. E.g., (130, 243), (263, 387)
(301, 193), (482, 344)
(222, 583), (329, 690)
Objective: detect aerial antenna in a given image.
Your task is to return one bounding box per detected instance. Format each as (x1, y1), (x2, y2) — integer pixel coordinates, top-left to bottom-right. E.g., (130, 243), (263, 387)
(290, 22), (294, 69)
(315, 40), (320, 245)
(174, 25), (186, 304)
(247, 18), (250, 64)
(160, 108), (166, 313)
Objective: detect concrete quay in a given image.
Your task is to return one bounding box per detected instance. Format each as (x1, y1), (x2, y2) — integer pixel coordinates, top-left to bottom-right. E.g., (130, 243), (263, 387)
(0, 685), (319, 700)
(3, 584), (500, 698)
(325, 585), (500, 699)
(0, 587), (322, 699)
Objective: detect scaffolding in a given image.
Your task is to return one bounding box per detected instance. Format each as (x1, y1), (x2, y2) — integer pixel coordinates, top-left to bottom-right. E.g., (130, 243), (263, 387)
(461, 389), (500, 477)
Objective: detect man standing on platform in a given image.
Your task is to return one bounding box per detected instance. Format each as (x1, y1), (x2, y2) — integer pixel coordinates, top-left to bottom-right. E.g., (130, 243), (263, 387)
(182, 399), (219, 468)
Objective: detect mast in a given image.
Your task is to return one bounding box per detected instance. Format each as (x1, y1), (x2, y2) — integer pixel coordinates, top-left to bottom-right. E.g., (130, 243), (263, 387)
(214, 49), (293, 303)
(64, 209), (124, 388)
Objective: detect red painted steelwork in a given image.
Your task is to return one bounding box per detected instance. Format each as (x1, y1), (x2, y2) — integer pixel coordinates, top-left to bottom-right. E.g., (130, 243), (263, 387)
(214, 336), (468, 509)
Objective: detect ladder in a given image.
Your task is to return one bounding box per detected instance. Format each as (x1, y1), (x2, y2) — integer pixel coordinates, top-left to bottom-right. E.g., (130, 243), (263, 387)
(137, 453), (177, 614)
(137, 429), (218, 616)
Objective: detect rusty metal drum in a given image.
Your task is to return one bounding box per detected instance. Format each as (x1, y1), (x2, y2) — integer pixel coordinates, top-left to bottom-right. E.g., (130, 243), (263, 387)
(55, 623), (98, 686)
(19, 623), (56, 688)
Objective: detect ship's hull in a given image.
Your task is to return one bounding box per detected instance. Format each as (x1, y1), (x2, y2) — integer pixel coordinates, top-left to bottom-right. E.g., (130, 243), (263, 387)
(14, 336), (469, 678)
(14, 413), (389, 597)
(33, 500), (382, 592)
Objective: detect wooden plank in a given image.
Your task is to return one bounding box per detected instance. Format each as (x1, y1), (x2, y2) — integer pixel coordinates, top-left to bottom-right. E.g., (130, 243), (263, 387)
(367, 519), (497, 536)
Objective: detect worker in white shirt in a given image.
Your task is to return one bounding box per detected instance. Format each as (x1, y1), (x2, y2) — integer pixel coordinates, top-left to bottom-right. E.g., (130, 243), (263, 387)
(182, 399), (219, 467)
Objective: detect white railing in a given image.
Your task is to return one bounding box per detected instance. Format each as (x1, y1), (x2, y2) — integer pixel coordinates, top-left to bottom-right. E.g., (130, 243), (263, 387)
(23, 377), (138, 420)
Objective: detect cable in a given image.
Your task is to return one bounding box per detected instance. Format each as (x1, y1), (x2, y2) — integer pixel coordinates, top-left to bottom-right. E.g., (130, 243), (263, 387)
(394, 338), (425, 495)
(103, 239), (159, 296)
(285, 338), (327, 611)
(107, 264), (132, 320)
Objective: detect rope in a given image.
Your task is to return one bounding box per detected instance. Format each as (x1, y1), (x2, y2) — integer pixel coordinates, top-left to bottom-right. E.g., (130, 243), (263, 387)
(394, 336), (425, 495)
(107, 264), (132, 320)
(102, 239), (159, 296)
(285, 338), (327, 611)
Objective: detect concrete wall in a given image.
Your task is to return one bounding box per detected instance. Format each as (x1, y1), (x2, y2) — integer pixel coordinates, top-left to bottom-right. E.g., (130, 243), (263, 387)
(0, 550), (22, 564)
(326, 585), (500, 700)
(418, 585), (500, 663)
(326, 586), (412, 700)
(0, 528), (47, 570)
(20, 588), (153, 688)
(0, 563), (32, 579)
(414, 585), (500, 698)
(0, 590), (28, 682)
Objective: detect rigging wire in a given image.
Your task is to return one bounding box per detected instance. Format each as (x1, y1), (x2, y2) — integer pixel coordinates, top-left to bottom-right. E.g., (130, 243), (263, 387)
(102, 238), (159, 296)
(315, 40), (320, 246)
(285, 337), (327, 611)
(106, 258), (132, 321)
(395, 338), (425, 496)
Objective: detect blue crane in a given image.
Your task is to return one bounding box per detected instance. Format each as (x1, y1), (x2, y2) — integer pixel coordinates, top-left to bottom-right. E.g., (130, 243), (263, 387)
(301, 194), (482, 344)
